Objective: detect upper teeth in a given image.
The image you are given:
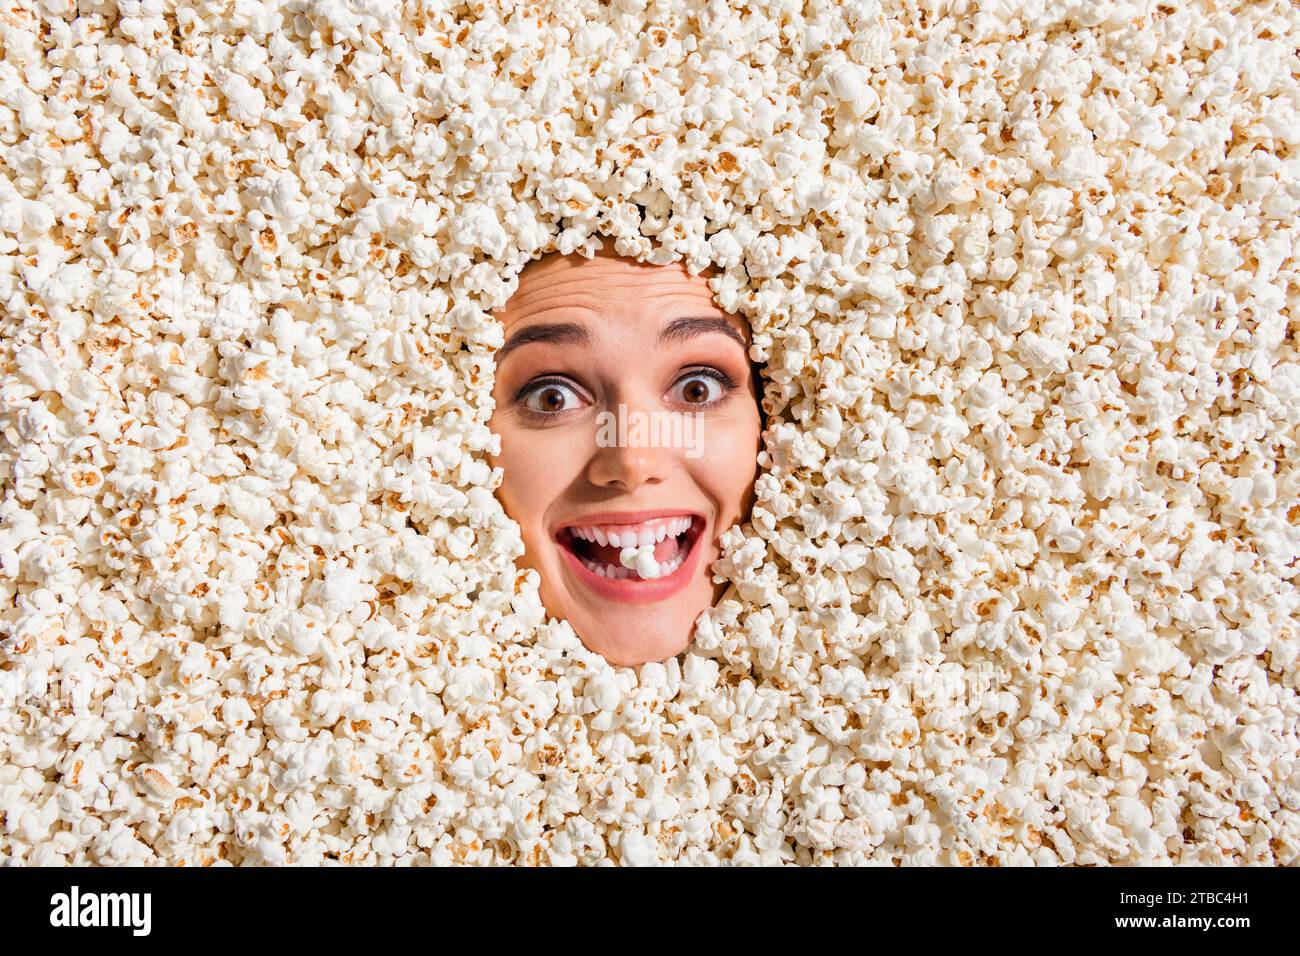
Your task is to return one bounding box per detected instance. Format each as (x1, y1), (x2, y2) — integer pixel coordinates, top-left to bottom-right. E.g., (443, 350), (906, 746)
(568, 516), (691, 548)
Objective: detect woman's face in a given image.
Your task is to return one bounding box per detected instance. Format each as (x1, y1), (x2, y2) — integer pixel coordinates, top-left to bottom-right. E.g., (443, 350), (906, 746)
(488, 247), (762, 666)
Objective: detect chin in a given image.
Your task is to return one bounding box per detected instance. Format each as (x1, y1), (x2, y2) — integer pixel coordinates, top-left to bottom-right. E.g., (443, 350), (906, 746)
(568, 607), (699, 666)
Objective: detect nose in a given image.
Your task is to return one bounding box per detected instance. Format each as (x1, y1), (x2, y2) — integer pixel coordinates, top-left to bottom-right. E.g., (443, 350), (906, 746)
(585, 402), (675, 491)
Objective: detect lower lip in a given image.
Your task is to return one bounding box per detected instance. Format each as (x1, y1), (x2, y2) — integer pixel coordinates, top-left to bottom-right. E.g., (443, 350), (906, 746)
(557, 527), (706, 605)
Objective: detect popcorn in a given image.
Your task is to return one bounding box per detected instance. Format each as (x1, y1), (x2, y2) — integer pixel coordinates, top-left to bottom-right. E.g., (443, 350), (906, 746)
(618, 544), (665, 579)
(0, 0), (1296, 869)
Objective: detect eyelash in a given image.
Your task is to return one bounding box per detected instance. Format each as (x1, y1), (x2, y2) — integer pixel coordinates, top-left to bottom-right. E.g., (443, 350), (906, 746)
(513, 367), (739, 419)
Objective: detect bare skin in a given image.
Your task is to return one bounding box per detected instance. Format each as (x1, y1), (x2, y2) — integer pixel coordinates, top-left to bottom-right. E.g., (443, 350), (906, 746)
(488, 245), (762, 665)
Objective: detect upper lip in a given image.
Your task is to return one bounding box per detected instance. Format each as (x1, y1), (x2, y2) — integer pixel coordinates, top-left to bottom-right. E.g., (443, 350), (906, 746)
(553, 509), (703, 537)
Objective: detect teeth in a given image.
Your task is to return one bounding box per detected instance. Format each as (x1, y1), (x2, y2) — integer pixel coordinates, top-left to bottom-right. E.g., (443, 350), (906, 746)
(566, 538), (692, 582)
(567, 516), (696, 560)
(568, 519), (695, 540)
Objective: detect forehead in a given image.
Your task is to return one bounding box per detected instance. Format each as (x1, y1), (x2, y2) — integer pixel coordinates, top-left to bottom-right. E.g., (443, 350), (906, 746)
(498, 247), (745, 339)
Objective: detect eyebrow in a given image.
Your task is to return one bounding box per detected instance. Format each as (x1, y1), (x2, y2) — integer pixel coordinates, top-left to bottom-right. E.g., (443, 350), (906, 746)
(495, 321), (592, 364)
(495, 315), (747, 364)
(659, 316), (748, 352)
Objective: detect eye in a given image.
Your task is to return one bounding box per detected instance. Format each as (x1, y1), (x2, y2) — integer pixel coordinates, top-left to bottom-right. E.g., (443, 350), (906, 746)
(670, 368), (735, 407)
(518, 377), (587, 414)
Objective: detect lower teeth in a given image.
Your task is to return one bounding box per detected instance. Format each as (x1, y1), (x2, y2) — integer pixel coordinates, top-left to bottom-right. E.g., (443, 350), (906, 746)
(579, 550), (685, 580)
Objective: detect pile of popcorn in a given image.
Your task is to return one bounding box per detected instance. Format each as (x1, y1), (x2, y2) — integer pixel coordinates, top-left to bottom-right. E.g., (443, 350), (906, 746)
(2, 0), (1297, 865)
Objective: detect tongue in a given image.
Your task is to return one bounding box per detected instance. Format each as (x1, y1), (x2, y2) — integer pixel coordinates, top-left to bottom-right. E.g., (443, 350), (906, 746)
(586, 535), (682, 566)
(652, 536), (681, 562)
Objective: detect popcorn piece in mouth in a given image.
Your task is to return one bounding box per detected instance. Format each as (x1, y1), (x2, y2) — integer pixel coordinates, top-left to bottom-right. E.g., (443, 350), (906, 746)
(619, 544), (664, 579)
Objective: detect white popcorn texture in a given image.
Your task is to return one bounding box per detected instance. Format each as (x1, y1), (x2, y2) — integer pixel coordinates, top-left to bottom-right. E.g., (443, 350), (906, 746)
(1, 0), (1298, 866)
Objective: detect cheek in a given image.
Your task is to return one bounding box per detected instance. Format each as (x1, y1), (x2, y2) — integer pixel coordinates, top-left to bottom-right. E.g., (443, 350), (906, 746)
(490, 420), (589, 529)
(693, 411), (762, 518)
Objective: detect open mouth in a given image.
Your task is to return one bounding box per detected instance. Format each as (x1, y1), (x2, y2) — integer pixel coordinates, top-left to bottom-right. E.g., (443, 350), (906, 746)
(555, 514), (705, 582)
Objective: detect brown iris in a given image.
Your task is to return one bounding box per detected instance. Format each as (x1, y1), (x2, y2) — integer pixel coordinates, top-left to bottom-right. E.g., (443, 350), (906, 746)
(682, 380), (709, 403)
(538, 387), (565, 410)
